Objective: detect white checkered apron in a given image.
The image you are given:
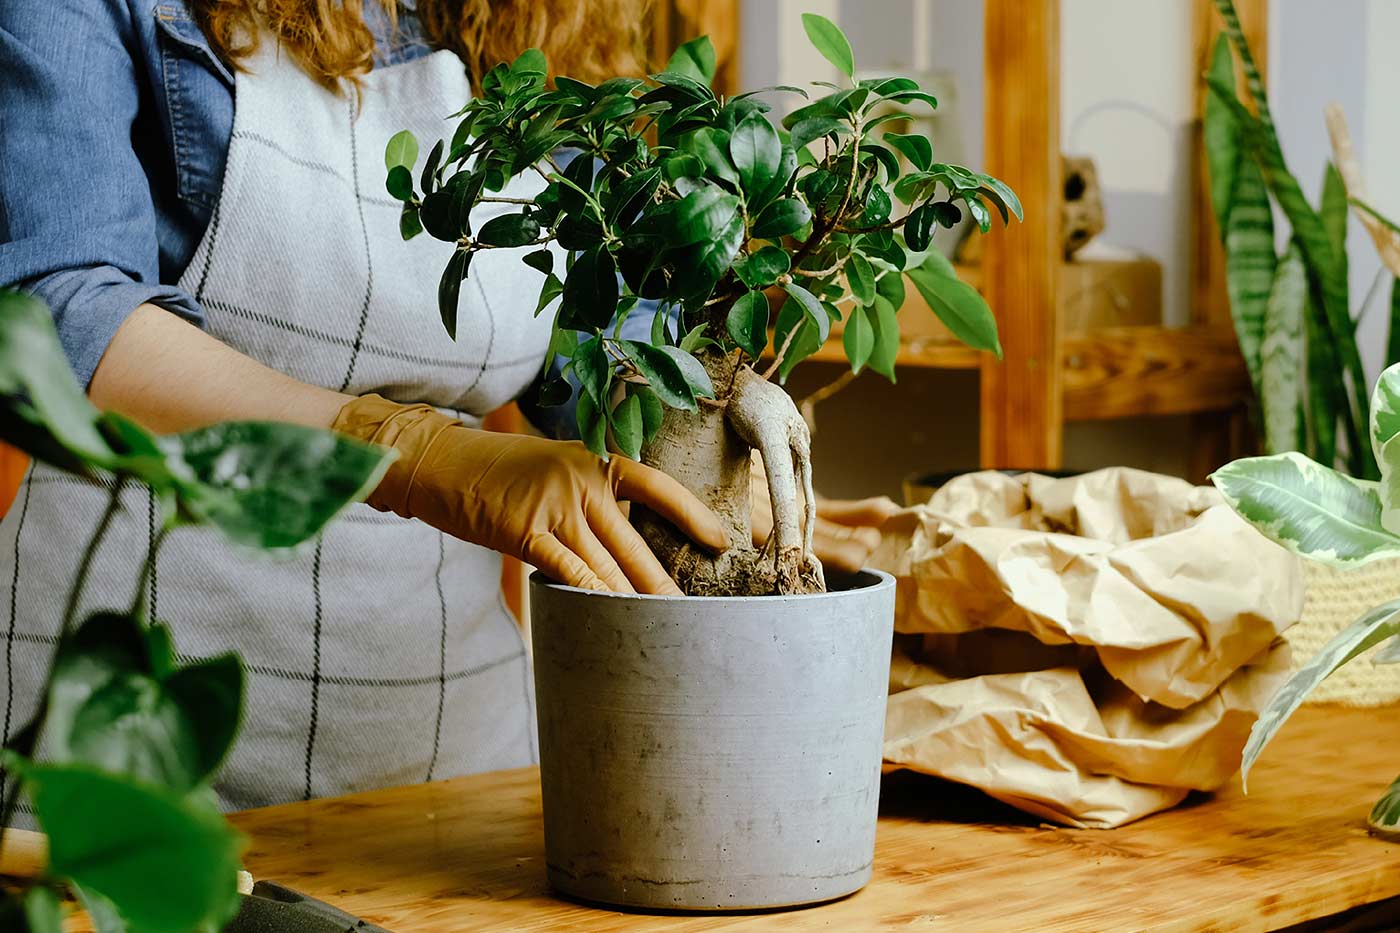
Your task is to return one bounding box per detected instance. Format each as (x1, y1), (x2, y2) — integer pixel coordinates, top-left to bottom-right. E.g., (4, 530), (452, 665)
(0, 40), (558, 812)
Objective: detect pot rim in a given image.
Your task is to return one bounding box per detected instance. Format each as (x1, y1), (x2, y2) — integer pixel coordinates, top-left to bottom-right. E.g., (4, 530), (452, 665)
(528, 568), (895, 603)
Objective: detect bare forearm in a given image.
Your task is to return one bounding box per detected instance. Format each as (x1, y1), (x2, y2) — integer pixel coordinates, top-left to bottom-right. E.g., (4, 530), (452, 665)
(88, 303), (350, 433)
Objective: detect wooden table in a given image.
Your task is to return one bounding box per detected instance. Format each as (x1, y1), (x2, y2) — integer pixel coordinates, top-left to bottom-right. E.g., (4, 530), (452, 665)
(224, 705), (1400, 932)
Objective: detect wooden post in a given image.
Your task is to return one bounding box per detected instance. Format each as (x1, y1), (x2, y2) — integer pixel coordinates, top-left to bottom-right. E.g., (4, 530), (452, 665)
(979, 0), (1063, 469)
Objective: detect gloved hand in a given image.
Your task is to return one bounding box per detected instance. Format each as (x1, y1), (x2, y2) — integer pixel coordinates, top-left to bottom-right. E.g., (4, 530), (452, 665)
(749, 454), (899, 574)
(334, 394), (727, 595)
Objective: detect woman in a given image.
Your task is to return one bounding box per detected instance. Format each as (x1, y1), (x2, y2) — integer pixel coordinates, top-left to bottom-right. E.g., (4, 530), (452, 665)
(0, 0), (894, 811)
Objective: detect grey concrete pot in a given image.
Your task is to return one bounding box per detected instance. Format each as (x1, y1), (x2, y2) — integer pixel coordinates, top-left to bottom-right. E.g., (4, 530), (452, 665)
(529, 570), (896, 912)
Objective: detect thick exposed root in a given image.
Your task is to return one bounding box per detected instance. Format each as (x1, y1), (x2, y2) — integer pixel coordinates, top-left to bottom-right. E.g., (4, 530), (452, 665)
(726, 367), (824, 595)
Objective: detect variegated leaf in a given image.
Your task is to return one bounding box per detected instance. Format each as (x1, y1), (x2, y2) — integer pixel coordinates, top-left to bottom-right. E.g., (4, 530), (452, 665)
(1377, 635), (1400, 664)
(1372, 362), (1400, 534)
(1242, 598), (1400, 786)
(1260, 244), (1305, 453)
(1211, 451), (1400, 566)
(1370, 775), (1400, 838)
(1224, 156), (1275, 389)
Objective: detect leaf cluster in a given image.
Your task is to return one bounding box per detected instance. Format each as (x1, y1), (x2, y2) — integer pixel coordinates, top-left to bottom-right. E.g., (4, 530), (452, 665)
(386, 14), (1020, 459)
(0, 290), (395, 932)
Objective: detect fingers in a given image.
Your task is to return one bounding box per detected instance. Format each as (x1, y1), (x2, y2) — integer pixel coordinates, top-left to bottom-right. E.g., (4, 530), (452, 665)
(560, 519), (635, 594)
(817, 496), (901, 529)
(590, 504), (683, 596)
(611, 460), (729, 554)
(526, 535), (609, 592)
(812, 520), (884, 574)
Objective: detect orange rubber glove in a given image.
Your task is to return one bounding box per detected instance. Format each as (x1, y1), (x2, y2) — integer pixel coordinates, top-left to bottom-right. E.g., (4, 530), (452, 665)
(333, 394), (727, 595)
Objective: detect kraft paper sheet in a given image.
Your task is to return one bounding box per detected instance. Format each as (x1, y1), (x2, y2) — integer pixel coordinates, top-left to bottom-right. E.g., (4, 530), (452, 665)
(873, 468), (1303, 828)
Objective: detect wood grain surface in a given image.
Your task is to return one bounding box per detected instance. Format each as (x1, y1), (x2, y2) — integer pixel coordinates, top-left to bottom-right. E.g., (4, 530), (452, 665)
(207, 705), (1400, 932)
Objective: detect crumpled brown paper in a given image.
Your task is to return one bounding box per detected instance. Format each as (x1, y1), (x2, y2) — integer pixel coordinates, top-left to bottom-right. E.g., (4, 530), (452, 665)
(873, 468), (1303, 828)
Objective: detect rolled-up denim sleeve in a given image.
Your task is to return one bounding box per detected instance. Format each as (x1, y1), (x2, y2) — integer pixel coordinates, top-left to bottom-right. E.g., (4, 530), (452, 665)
(0, 2), (203, 387)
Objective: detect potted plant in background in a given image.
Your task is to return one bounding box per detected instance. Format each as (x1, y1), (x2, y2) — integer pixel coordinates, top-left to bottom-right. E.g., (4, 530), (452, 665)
(1212, 361), (1400, 839)
(0, 290), (393, 931)
(386, 14), (1018, 910)
(1204, 0), (1400, 708)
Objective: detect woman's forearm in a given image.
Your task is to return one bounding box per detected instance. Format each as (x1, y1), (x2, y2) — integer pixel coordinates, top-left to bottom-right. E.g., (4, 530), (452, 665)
(88, 303), (351, 433)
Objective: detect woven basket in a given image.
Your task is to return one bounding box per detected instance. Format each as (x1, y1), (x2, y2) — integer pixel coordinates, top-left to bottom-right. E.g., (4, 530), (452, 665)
(1290, 559), (1400, 706)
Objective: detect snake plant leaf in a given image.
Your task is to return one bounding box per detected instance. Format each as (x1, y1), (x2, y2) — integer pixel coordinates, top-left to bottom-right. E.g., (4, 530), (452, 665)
(1305, 297), (1340, 467)
(1203, 34), (1239, 232)
(162, 421), (395, 550)
(1371, 362), (1400, 533)
(1223, 156), (1275, 390)
(1260, 244), (1305, 453)
(19, 761), (245, 933)
(1210, 451), (1400, 565)
(1242, 599), (1400, 786)
(1371, 775), (1400, 838)
(1321, 163), (1349, 282)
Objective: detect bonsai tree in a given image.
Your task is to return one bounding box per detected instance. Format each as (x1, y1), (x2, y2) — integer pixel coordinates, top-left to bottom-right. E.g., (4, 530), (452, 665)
(1211, 361), (1400, 838)
(385, 14), (1020, 595)
(0, 290), (393, 931)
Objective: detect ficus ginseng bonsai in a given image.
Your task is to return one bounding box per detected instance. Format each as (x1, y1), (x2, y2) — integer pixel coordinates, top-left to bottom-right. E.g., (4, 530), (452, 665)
(1211, 360), (1400, 839)
(0, 289), (393, 931)
(384, 13), (1020, 596)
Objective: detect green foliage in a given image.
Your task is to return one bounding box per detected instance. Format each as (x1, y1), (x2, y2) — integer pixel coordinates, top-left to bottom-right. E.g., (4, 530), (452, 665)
(0, 290), (394, 930)
(1206, 0), (1383, 478)
(1259, 245), (1305, 453)
(388, 15), (1017, 460)
(1213, 362), (1400, 815)
(1371, 776), (1400, 837)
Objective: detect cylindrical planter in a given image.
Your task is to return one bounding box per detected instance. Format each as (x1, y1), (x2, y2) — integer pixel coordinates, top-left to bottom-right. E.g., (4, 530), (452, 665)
(529, 570), (895, 912)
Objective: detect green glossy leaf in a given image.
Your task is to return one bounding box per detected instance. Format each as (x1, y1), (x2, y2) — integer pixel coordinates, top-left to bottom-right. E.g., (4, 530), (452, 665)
(656, 345), (714, 400)
(801, 13), (855, 78)
(772, 298), (822, 383)
(385, 165), (415, 202)
(730, 112), (781, 203)
(559, 245), (619, 332)
(750, 198), (811, 240)
(1211, 452), (1400, 566)
(866, 295), (899, 381)
(163, 654), (244, 785)
(672, 209), (744, 299)
(575, 391), (608, 460)
(420, 139), (444, 194)
(523, 248), (553, 276)
(650, 306), (672, 346)
(399, 203), (423, 241)
(732, 246), (790, 288)
(24, 763), (244, 933)
(631, 384), (665, 443)
(904, 203), (936, 252)
(843, 302), (874, 374)
(1240, 598), (1400, 787)
(726, 291), (770, 358)
(1260, 244), (1305, 454)
(1203, 34), (1239, 231)
(534, 272), (564, 318)
(668, 188), (741, 247)
(609, 393), (643, 460)
(679, 323), (714, 354)
(384, 129), (418, 171)
(686, 128), (740, 188)
(475, 212), (541, 247)
(1370, 775), (1400, 836)
(884, 132), (933, 172)
(665, 35), (716, 86)
(847, 253), (875, 305)
(781, 281), (830, 344)
(164, 421), (395, 550)
(621, 340), (706, 411)
(789, 115), (844, 151)
(511, 47), (546, 76)
(572, 336), (612, 410)
(905, 255), (1001, 356)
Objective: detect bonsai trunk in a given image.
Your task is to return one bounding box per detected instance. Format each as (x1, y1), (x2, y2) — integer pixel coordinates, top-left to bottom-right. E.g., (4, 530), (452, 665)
(633, 349), (825, 597)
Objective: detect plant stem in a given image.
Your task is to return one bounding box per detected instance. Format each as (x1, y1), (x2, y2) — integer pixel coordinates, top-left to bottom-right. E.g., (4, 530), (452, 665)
(761, 326), (803, 381)
(60, 482), (125, 640)
(131, 526), (170, 621)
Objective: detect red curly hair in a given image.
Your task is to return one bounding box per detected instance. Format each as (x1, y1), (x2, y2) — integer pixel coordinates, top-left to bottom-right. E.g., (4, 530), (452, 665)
(194, 0), (652, 93)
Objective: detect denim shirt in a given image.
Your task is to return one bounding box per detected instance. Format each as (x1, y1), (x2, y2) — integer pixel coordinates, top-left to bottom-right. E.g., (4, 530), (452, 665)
(0, 0), (639, 437)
